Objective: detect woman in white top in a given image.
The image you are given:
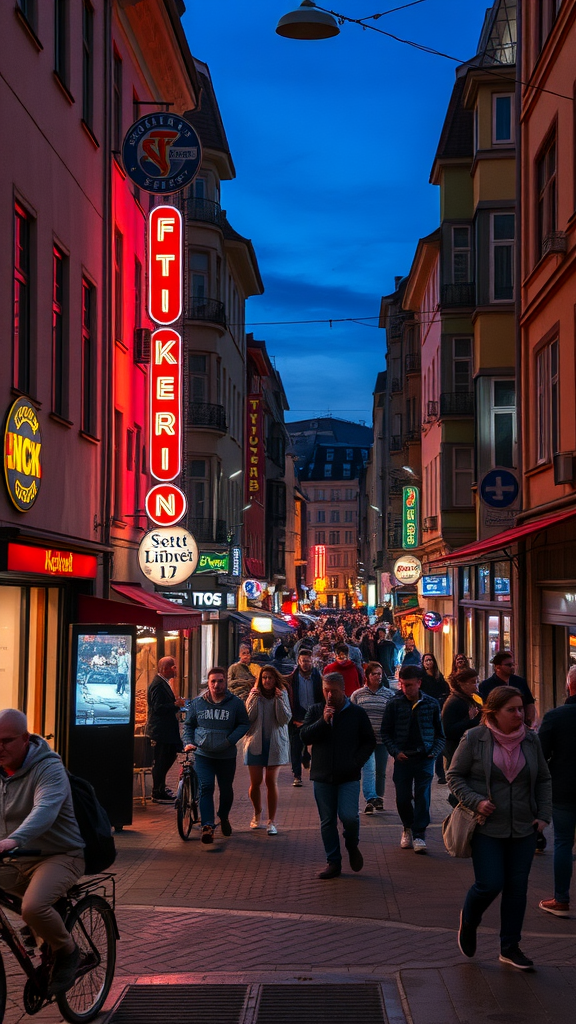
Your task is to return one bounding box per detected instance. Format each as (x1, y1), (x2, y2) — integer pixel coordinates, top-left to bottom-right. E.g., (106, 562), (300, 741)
(244, 666), (291, 835)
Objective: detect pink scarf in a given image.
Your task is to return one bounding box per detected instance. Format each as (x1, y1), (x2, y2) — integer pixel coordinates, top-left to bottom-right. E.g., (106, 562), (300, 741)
(486, 722), (526, 783)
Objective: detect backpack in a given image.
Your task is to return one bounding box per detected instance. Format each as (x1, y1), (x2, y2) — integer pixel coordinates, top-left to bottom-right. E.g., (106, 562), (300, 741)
(67, 772), (117, 874)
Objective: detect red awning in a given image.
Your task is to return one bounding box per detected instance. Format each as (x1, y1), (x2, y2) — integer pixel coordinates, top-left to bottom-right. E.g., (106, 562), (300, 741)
(78, 586), (200, 630)
(110, 583), (201, 629)
(429, 507), (576, 567)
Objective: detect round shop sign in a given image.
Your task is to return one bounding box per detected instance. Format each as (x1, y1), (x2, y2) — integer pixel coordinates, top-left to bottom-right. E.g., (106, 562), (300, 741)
(138, 527), (199, 587)
(393, 555), (422, 585)
(4, 398), (42, 512)
(145, 484), (187, 527)
(122, 114), (202, 195)
(423, 611), (443, 632)
(243, 579), (263, 600)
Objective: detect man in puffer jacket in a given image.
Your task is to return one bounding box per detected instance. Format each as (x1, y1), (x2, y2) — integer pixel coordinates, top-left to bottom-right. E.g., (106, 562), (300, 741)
(0, 709), (85, 996)
(183, 667), (249, 844)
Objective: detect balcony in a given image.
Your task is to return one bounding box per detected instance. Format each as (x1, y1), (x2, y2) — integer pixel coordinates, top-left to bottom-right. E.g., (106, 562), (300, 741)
(426, 400), (438, 420)
(389, 434), (403, 452)
(439, 392), (474, 417)
(389, 480), (403, 495)
(387, 528), (402, 550)
(186, 297), (227, 328)
(405, 428), (420, 445)
(187, 197), (223, 228)
(405, 353), (421, 374)
(187, 403), (227, 433)
(423, 515), (438, 532)
(391, 377), (401, 393)
(440, 282), (475, 307)
(186, 517), (228, 544)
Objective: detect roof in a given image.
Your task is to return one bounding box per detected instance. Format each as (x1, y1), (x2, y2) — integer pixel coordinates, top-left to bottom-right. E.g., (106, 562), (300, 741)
(184, 61), (235, 179)
(430, 71), (473, 182)
(374, 371), (387, 394)
(222, 216), (264, 296)
(286, 417), (373, 445)
(300, 444), (371, 482)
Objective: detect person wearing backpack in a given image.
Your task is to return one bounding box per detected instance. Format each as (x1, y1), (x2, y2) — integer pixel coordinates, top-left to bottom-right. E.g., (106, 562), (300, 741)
(0, 709), (85, 996)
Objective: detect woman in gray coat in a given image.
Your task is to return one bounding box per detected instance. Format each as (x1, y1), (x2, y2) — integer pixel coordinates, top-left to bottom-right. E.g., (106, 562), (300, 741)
(244, 666), (291, 835)
(447, 685), (551, 971)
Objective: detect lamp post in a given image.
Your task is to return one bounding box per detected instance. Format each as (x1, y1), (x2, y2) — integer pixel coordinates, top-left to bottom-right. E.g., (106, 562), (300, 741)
(276, 0), (340, 39)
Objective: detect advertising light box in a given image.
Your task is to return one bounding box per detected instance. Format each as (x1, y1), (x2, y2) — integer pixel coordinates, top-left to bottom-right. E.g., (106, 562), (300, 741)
(421, 575), (452, 597)
(72, 628), (135, 727)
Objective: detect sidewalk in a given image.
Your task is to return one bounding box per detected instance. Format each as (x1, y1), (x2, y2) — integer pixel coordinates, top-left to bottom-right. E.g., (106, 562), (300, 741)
(3, 762), (576, 1022)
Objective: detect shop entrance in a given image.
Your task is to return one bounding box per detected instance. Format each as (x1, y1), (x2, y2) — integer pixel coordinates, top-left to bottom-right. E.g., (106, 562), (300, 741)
(0, 585), (60, 745)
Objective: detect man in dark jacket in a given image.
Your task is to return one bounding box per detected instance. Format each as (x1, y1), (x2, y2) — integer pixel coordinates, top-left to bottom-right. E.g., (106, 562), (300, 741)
(381, 666), (444, 854)
(146, 656), (186, 803)
(286, 650), (323, 787)
(479, 651), (536, 726)
(537, 666), (576, 916)
(300, 672), (375, 879)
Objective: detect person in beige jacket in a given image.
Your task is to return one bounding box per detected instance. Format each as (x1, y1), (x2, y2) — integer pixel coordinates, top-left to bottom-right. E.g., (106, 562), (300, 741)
(243, 666), (291, 835)
(227, 644), (258, 702)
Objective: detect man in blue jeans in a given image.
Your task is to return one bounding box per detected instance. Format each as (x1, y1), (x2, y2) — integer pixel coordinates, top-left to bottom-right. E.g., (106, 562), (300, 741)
(183, 667), (249, 844)
(381, 666), (444, 854)
(301, 672), (375, 879)
(537, 665), (576, 916)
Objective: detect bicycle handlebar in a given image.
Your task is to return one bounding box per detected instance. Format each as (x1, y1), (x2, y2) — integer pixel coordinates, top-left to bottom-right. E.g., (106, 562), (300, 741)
(1, 849), (42, 860)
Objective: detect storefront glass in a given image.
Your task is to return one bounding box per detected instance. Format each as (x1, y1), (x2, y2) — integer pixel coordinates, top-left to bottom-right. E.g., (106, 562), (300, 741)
(135, 632), (156, 736)
(478, 564), (490, 598)
(0, 586), (21, 709)
(494, 561), (511, 602)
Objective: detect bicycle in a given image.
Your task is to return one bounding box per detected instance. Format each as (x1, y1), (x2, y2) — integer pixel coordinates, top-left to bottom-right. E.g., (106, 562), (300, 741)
(0, 850), (118, 1023)
(175, 751), (199, 841)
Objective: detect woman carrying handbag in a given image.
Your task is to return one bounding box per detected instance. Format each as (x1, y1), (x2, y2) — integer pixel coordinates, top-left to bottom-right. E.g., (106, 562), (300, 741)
(447, 685), (551, 971)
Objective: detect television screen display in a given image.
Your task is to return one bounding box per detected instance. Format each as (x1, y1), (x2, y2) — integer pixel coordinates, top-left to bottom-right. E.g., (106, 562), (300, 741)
(74, 631), (133, 726)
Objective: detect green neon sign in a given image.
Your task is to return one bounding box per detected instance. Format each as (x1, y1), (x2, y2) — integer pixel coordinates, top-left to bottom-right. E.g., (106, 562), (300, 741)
(402, 486), (420, 550)
(194, 551), (229, 574)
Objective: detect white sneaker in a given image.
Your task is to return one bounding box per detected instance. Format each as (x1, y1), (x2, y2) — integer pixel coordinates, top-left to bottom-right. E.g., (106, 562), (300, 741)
(400, 828), (413, 849)
(267, 821), (278, 835)
(413, 837), (427, 854)
(249, 816), (261, 829)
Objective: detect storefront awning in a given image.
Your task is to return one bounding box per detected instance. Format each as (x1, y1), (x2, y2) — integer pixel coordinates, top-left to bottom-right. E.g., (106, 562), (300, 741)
(429, 507), (576, 567)
(227, 610), (294, 636)
(78, 585), (201, 630)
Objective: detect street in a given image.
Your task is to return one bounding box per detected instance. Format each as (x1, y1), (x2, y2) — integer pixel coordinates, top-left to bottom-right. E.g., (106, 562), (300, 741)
(3, 765), (575, 1023)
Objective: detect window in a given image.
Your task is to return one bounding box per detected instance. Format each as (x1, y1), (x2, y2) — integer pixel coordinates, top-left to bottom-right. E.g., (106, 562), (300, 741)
(493, 94), (514, 144)
(478, 564), (491, 599)
(189, 354), (208, 403)
(54, 0), (67, 83)
(315, 489), (325, 501)
(474, 104), (479, 152)
(331, 489), (341, 501)
(344, 510), (353, 523)
(189, 252), (209, 301)
(494, 560), (511, 602)
(538, 0), (562, 50)
(52, 246), (66, 416)
(330, 510), (340, 523)
(329, 576), (339, 589)
(113, 50), (122, 154)
(325, 448), (334, 462)
(453, 338), (472, 392)
(491, 214), (515, 301)
(536, 340), (559, 463)
(453, 448), (474, 506)
(13, 203), (32, 393)
(328, 553), (340, 568)
(537, 134), (557, 257)
(342, 463), (351, 479)
(452, 226), (471, 283)
(81, 279), (95, 434)
(315, 531), (325, 543)
(189, 459), (208, 519)
(134, 257), (142, 331)
(317, 510), (326, 523)
(346, 449), (353, 460)
(345, 489), (355, 500)
(82, 1), (93, 127)
(113, 409), (123, 520)
(493, 380), (516, 468)
(328, 531), (340, 545)
(342, 552), (349, 567)
(18, 0), (37, 31)
(134, 425), (142, 515)
(324, 463), (332, 478)
(113, 229), (123, 341)
(361, 449), (368, 461)
(345, 531), (354, 544)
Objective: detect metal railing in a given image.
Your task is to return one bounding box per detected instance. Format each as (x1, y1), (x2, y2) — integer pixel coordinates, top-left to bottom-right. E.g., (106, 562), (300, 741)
(440, 282), (475, 307)
(186, 517), (228, 544)
(391, 377), (401, 393)
(387, 529), (402, 549)
(186, 298), (227, 327)
(389, 435), (403, 452)
(187, 403), (227, 432)
(439, 392), (474, 417)
(405, 352), (421, 374)
(187, 197), (223, 227)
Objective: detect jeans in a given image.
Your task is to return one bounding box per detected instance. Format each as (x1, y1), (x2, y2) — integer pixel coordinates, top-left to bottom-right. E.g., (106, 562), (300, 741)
(151, 741), (180, 796)
(552, 804), (576, 903)
(289, 723), (305, 779)
(195, 755), (237, 827)
(313, 780), (361, 864)
(463, 831), (537, 949)
(392, 756), (434, 838)
(362, 744), (389, 802)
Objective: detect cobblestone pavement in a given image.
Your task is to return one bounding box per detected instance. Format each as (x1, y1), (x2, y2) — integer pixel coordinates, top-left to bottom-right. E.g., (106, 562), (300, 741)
(2, 762), (576, 1022)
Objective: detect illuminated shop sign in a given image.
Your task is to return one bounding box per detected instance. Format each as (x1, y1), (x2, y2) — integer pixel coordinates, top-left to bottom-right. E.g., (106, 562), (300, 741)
(149, 329), (182, 482)
(313, 545), (326, 580)
(148, 207), (183, 325)
(122, 113), (202, 195)
(4, 398), (42, 512)
(7, 542), (97, 579)
(421, 574), (452, 597)
(138, 527), (199, 587)
(145, 483), (187, 527)
(195, 551), (229, 575)
(402, 486), (420, 550)
(246, 395), (264, 500)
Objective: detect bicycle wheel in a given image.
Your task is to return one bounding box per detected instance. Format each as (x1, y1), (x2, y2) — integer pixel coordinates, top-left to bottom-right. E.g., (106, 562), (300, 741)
(177, 774), (195, 840)
(57, 895), (116, 1023)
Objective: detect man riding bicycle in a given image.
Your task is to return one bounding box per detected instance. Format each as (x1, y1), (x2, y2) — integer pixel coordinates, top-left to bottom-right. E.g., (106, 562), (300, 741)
(0, 709), (85, 996)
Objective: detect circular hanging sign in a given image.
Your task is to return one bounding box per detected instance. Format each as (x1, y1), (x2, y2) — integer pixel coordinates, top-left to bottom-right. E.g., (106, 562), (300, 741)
(145, 484), (187, 527)
(243, 579), (263, 600)
(393, 555), (422, 585)
(138, 527), (198, 587)
(122, 114), (202, 195)
(3, 398), (42, 512)
(423, 611), (443, 632)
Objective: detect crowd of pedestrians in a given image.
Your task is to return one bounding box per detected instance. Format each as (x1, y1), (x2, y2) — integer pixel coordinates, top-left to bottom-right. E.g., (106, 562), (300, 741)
(145, 610), (576, 973)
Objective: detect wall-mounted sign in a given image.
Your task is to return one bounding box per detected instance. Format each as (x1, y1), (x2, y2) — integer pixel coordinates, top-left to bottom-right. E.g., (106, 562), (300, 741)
(138, 527), (198, 586)
(423, 611), (443, 631)
(148, 206), (183, 325)
(313, 545), (326, 580)
(122, 113), (202, 195)
(394, 555), (422, 585)
(243, 579), (263, 600)
(4, 398), (42, 512)
(480, 469), (519, 509)
(149, 328), (182, 482)
(195, 551), (229, 575)
(145, 483), (187, 527)
(394, 589), (419, 613)
(246, 394), (264, 502)
(402, 486), (420, 550)
(7, 543), (97, 579)
(231, 547), (242, 578)
(421, 574), (452, 597)
(189, 590), (223, 608)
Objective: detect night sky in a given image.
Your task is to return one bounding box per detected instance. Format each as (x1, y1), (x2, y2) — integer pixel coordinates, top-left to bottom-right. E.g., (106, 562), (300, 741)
(183, 0), (490, 423)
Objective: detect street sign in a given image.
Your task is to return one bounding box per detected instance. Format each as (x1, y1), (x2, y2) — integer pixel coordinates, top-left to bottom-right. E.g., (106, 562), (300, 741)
(122, 113), (202, 195)
(402, 486), (420, 549)
(145, 484), (187, 526)
(138, 527), (198, 586)
(480, 469), (519, 509)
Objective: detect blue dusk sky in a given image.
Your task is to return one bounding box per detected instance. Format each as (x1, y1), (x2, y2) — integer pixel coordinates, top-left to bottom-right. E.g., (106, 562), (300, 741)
(183, 0), (490, 424)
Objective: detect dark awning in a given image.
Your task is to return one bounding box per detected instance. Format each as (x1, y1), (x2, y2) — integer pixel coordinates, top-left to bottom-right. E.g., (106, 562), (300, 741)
(226, 610), (294, 636)
(429, 507), (576, 567)
(78, 586), (201, 630)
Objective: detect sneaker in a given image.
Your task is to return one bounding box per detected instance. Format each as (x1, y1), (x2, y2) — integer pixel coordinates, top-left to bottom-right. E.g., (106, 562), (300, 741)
(413, 837), (427, 854)
(400, 828), (413, 849)
(152, 793), (175, 804)
(347, 844), (364, 872)
(220, 818), (232, 837)
(249, 816), (261, 829)
(48, 943), (81, 996)
(539, 898), (570, 917)
(201, 825), (214, 845)
(293, 777), (303, 787)
(318, 862), (341, 879)
(267, 821), (278, 835)
(499, 946), (534, 970)
(457, 910), (476, 958)
(364, 802), (375, 814)
(372, 797), (384, 811)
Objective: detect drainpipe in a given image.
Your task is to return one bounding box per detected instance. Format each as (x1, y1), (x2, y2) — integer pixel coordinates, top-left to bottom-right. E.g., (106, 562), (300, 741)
(101, 0), (113, 598)
(514, 0), (526, 679)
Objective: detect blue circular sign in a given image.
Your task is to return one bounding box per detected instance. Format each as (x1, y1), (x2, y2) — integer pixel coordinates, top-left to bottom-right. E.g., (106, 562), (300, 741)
(122, 114), (202, 195)
(422, 611), (443, 631)
(480, 469), (519, 509)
